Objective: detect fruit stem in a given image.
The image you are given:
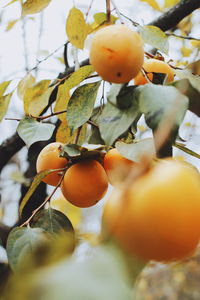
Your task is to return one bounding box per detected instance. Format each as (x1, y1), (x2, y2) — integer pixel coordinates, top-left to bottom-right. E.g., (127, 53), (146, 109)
(106, 0), (111, 23)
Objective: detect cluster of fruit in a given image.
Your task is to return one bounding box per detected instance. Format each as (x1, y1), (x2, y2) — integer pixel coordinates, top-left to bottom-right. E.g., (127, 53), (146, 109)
(36, 143), (200, 263)
(36, 142), (130, 208)
(89, 24), (174, 84)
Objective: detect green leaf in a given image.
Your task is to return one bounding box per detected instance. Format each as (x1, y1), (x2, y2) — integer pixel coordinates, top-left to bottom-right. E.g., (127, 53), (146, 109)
(6, 227), (48, 271)
(5, 245), (132, 299)
(22, 0), (52, 16)
(66, 7), (90, 49)
(171, 79), (200, 117)
(67, 81), (101, 132)
(61, 144), (83, 158)
(98, 87), (140, 145)
(54, 65), (94, 121)
(139, 84), (188, 133)
(19, 169), (64, 217)
(17, 117), (55, 147)
(17, 73), (36, 100)
(0, 92), (12, 122)
(175, 69), (200, 92)
(139, 25), (169, 54)
(31, 208), (74, 235)
(115, 138), (156, 163)
(88, 126), (105, 145)
(24, 80), (53, 116)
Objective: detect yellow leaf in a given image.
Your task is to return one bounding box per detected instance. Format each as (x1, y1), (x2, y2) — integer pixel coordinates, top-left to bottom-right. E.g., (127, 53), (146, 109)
(55, 57), (65, 65)
(0, 207), (3, 220)
(24, 80), (53, 116)
(54, 65), (94, 121)
(54, 86), (70, 122)
(66, 7), (90, 49)
(0, 81), (11, 97)
(164, 0), (180, 8)
(191, 40), (200, 50)
(0, 92), (13, 122)
(22, 0), (51, 16)
(50, 194), (82, 229)
(17, 73), (36, 100)
(3, 0), (18, 8)
(187, 60), (200, 76)
(56, 120), (87, 145)
(178, 16), (192, 34)
(6, 19), (18, 31)
(140, 0), (161, 11)
(63, 65), (94, 90)
(181, 46), (192, 57)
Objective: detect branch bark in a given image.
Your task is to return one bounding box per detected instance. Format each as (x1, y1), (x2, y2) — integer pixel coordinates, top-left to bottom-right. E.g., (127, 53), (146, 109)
(149, 0), (200, 31)
(0, 133), (25, 172)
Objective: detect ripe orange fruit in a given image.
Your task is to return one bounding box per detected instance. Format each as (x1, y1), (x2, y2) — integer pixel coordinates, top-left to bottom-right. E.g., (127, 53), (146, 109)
(134, 59), (174, 85)
(89, 24), (144, 83)
(61, 160), (108, 208)
(103, 148), (136, 187)
(36, 142), (67, 186)
(103, 160), (200, 262)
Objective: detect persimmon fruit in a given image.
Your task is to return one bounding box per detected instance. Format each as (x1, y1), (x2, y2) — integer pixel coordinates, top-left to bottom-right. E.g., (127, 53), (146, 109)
(134, 58), (174, 85)
(61, 160), (108, 208)
(103, 160), (200, 262)
(89, 24), (144, 83)
(36, 142), (67, 186)
(103, 148), (136, 187)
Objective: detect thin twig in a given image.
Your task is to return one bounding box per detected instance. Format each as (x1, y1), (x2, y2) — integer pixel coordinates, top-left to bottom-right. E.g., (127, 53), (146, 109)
(85, 0), (95, 21)
(118, 11), (139, 27)
(20, 172), (65, 227)
(166, 33), (200, 41)
(31, 109), (67, 120)
(110, 0), (124, 24)
(5, 117), (21, 121)
(35, 11), (44, 78)
(141, 68), (152, 83)
(87, 120), (99, 128)
(106, 0), (111, 23)
(74, 126), (82, 145)
(64, 41), (70, 69)
(28, 42), (68, 74)
(21, 17), (29, 72)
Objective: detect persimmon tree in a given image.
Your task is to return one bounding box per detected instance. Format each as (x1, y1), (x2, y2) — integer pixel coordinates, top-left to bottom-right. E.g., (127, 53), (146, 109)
(0, 0), (200, 299)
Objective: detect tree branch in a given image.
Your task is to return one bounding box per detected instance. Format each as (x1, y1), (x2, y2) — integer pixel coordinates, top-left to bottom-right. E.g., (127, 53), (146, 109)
(149, 0), (200, 31)
(0, 222), (11, 248)
(0, 133), (25, 172)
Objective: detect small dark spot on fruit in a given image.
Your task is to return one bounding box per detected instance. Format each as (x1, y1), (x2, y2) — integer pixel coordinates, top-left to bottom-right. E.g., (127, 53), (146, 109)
(103, 47), (115, 53)
(117, 72), (122, 77)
